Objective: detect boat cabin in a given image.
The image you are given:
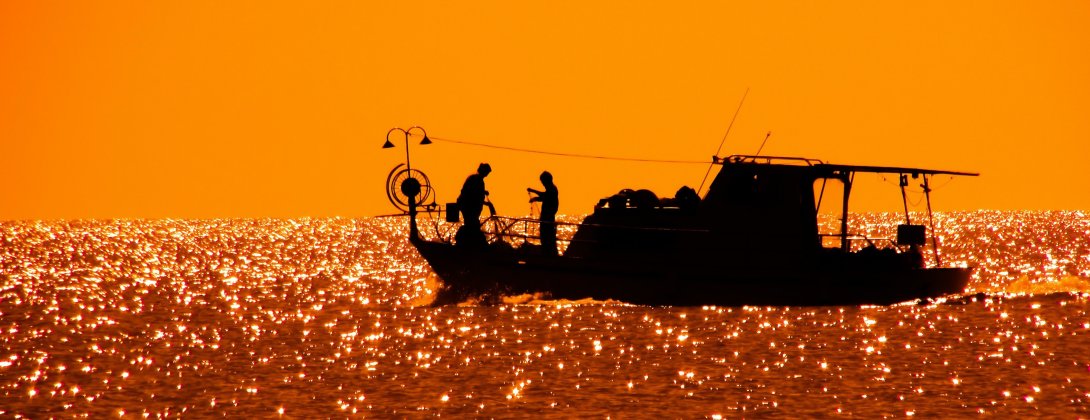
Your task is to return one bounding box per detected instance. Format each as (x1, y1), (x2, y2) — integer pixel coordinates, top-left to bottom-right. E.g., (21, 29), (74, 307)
(564, 155), (977, 268)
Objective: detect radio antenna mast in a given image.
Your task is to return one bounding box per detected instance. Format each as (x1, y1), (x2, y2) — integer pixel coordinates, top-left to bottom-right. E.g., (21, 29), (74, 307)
(754, 131), (772, 155)
(698, 87), (749, 195)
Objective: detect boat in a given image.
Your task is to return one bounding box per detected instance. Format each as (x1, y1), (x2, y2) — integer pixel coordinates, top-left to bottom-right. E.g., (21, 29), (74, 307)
(385, 141), (979, 306)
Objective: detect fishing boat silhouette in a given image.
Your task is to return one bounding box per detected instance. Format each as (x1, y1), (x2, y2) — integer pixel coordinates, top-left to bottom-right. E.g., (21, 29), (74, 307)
(382, 128), (978, 306)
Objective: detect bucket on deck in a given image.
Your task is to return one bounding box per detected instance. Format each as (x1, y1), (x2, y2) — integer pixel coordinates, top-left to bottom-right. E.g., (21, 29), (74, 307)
(445, 203), (460, 223)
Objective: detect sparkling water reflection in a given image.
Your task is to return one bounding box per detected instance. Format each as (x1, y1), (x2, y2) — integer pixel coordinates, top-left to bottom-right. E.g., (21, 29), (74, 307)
(1, 212), (1088, 417)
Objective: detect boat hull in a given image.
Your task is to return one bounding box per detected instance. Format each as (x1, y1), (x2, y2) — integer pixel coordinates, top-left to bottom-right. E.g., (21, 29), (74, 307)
(412, 239), (972, 306)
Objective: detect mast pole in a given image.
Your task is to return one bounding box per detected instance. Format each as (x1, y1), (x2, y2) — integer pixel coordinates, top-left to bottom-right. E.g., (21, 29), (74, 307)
(385, 127), (426, 240)
(402, 133), (420, 240)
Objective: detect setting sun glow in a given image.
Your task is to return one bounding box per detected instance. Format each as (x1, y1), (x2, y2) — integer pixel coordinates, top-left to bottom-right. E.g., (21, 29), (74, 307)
(2, 2), (1088, 219)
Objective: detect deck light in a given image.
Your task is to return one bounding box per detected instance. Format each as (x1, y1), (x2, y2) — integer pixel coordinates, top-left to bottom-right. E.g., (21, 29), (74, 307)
(382, 126), (430, 149)
(382, 125), (430, 173)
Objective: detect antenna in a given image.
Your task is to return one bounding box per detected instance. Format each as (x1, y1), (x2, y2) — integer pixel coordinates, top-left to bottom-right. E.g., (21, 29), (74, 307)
(754, 131), (772, 156)
(698, 87), (749, 195)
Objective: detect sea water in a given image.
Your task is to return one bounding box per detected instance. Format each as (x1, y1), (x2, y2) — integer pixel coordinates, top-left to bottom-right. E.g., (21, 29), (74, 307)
(1, 211), (1088, 417)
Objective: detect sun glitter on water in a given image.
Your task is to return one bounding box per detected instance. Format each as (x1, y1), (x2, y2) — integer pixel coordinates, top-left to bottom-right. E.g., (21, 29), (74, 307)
(1, 211), (1089, 417)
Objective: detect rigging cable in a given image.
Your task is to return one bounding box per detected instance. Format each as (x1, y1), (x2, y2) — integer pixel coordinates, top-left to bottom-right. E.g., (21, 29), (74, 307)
(428, 136), (707, 164)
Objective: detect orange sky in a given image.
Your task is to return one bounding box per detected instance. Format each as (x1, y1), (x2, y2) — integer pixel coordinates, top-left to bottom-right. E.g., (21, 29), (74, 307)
(2, 1), (1088, 220)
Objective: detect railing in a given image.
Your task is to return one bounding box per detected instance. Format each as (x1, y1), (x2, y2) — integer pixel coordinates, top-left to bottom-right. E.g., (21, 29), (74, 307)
(718, 155), (824, 166)
(818, 233), (906, 252)
(482, 216), (551, 245)
(412, 211), (574, 248)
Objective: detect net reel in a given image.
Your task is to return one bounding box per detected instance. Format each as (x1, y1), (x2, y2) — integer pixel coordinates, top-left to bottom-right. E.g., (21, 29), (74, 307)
(385, 163), (436, 212)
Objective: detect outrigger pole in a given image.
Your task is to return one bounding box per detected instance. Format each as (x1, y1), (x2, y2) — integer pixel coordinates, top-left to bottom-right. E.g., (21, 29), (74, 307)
(899, 174), (912, 224)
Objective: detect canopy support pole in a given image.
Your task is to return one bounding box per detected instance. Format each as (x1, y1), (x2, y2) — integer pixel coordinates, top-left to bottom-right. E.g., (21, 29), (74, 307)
(922, 175), (941, 267)
(899, 174), (912, 224)
(839, 172), (854, 252)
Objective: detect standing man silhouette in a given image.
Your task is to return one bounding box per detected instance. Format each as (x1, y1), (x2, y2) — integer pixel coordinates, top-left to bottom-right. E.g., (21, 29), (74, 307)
(528, 171), (559, 256)
(456, 163), (493, 248)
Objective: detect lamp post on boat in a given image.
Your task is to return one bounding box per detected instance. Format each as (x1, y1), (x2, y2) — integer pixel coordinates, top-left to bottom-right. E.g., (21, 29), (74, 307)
(383, 126), (431, 174)
(383, 126), (431, 238)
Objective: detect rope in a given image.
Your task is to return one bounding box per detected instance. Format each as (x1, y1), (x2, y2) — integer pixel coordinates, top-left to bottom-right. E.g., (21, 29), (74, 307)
(428, 136), (707, 165)
(929, 175), (956, 191)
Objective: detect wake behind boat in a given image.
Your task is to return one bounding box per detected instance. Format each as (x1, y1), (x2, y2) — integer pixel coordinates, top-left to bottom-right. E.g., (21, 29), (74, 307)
(381, 128), (978, 306)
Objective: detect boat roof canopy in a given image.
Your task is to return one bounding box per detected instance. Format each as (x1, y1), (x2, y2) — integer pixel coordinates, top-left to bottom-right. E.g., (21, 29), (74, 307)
(716, 155), (979, 177)
(816, 163), (978, 177)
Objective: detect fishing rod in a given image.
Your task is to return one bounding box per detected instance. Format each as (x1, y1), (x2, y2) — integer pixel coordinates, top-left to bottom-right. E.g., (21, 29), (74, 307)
(697, 87), (749, 195)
